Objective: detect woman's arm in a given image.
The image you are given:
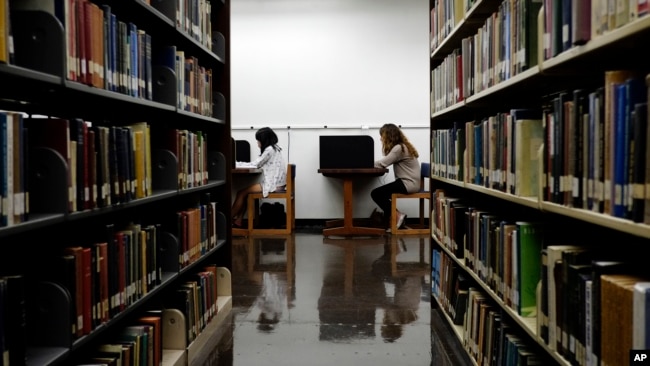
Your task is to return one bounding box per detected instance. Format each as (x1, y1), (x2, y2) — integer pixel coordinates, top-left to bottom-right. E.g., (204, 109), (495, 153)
(241, 146), (273, 168)
(374, 145), (402, 168)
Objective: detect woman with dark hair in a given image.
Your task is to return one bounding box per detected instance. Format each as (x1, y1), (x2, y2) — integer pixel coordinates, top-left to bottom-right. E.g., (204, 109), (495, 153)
(232, 127), (287, 227)
(371, 123), (421, 232)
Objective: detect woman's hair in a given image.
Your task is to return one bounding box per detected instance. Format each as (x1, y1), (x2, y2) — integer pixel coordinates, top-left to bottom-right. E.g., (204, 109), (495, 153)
(379, 123), (419, 158)
(255, 127), (282, 153)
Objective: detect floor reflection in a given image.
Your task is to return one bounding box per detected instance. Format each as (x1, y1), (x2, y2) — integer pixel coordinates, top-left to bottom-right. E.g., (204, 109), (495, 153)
(204, 233), (462, 366)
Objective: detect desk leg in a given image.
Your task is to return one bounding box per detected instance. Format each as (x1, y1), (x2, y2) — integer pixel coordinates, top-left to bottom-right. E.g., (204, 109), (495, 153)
(342, 179), (354, 229)
(322, 178), (386, 237)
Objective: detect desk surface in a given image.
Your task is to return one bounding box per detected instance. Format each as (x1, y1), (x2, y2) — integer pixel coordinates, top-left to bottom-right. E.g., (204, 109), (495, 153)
(318, 168), (387, 177)
(232, 168), (262, 174)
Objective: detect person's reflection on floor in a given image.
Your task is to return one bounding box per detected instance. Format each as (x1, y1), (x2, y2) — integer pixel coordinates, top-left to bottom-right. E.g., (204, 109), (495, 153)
(256, 272), (285, 332)
(371, 240), (422, 343)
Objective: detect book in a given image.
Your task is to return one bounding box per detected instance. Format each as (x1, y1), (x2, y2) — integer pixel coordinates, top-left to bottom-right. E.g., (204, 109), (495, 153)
(633, 282), (650, 349)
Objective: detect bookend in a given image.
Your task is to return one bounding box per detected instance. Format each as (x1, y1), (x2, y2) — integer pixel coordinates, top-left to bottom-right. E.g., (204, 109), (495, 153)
(149, 0), (177, 26)
(152, 149), (179, 191)
(216, 210), (227, 242)
(26, 281), (72, 348)
(162, 308), (187, 349)
(213, 92), (226, 121)
(208, 151), (226, 181)
(152, 64), (177, 106)
(10, 10), (65, 77)
(213, 31), (226, 60)
(29, 147), (70, 214)
(160, 231), (181, 273)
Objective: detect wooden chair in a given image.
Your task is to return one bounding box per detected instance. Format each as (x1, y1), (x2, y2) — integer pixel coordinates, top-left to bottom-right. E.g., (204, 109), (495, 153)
(246, 164), (296, 235)
(390, 162), (430, 235)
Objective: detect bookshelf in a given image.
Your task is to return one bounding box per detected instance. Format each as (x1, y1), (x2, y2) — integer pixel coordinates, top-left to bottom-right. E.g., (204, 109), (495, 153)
(0, 0), (233, 365)
(430, 1), (650, 366)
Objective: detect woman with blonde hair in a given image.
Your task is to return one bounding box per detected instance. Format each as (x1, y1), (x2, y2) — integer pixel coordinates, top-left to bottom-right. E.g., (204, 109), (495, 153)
(371, 123), (421, 232)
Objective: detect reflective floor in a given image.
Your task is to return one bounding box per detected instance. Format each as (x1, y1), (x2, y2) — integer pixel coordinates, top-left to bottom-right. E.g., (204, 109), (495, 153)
(201, 232), (470, 366)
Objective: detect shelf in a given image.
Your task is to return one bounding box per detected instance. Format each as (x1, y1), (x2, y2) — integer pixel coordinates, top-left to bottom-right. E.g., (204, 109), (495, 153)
(133, 0), (176, 27)
(64, 81), (176, 112)
(464, 66), (542, 106)
(187, 295), (232, 365)
(26, 347), (68, 366)
(177, 109), (225, 125)
(432, 236), (571, 366)
(432, 176), (650, 239)
(0, 64), (61, 85)
(432, 176), (465, 188)
(464, 183), (540, 209)
(431, 293), (465, 345)
(431, 176), (540, 209)
(540, 201), (650, 239)
(431, 100), (466, 119)
(0, 182), (226, 240)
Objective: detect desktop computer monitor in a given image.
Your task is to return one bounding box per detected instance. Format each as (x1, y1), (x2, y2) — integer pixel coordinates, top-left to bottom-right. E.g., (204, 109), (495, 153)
(319, 135), (375, 169)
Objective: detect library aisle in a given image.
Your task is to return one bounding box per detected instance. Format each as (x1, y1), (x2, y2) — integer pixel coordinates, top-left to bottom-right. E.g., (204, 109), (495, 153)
(201, 232), (471, 366)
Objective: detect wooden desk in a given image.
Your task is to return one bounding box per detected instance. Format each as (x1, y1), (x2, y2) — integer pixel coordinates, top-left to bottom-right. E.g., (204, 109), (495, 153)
(318, 168), (388, 237)
(232, 167), (262, 174)
(231, 168), (262, 237)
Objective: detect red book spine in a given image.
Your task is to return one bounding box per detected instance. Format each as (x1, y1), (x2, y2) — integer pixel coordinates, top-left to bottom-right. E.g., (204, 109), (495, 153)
(81, 247), (92, 335)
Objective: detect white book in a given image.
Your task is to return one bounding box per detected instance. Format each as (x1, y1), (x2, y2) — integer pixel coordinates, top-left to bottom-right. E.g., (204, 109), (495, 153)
(633, 282), (650, 349)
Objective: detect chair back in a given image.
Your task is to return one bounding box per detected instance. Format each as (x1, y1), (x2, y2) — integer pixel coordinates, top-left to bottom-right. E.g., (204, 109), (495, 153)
(287, 164), (296, 195)
(420, 162), (430, 192)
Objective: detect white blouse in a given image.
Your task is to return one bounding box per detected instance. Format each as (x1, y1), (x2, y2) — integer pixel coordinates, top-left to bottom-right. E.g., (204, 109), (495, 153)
(236, 145), (287, 197)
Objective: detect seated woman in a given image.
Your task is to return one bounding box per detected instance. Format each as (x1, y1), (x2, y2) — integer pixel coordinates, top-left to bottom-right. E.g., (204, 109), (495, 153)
(232, 127), (287, 228)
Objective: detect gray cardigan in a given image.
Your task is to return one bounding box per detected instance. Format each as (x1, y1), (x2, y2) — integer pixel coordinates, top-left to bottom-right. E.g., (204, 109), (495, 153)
(374, 144), (421, 193)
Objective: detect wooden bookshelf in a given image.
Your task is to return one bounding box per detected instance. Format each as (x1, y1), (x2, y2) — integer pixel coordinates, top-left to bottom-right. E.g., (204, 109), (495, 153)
(0, 0), (234, 365)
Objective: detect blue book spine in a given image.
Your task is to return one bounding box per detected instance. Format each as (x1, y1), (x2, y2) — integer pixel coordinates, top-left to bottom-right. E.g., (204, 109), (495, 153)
(613, 83), (627, 217)
(1, 112), (6, 226)
(624, 77), (647, 218)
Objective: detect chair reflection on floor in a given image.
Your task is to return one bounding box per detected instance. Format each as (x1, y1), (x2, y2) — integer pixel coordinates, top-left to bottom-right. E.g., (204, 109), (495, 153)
(231, 234), (296, 324)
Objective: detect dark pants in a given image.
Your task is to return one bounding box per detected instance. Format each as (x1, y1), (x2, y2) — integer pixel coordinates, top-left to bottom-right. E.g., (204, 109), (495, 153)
(370, 179), (407, 224)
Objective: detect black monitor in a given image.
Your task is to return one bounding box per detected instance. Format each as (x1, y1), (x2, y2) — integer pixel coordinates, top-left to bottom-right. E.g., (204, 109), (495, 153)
(319, 135), (375, 169)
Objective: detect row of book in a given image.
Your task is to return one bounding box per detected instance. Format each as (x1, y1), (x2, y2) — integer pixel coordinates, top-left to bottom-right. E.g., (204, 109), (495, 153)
(0, 0), (14, 65)
(431, 108), (544, 198)
(0, 271), (222, 366)
(542, 72), (649, 223)
(49, 222), (165, 340)
(75, 262), (222, 366)
(2, 1), (218, 118)
(432, 251), (546, 366)
(431, 188), (650, 366)
(1, 111), (212, 228)
(430, 0), (542, 114)
(176, 0), (215, 51)
(432, 189), (543, 318)
(431, 71), (650, 225)
(543, 0), (650, 61)
(0, 211), (219, 363)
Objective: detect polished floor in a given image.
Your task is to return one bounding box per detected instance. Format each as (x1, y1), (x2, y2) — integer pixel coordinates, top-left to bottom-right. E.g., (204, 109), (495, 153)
(201, 232), (471, 366)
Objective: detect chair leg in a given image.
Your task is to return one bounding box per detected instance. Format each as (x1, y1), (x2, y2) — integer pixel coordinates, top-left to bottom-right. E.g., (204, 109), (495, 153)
(247, 195), (255, 232)
(285, 198), (292, 232)
(419, 198), (425, 227)
(390, 194), (398, 233)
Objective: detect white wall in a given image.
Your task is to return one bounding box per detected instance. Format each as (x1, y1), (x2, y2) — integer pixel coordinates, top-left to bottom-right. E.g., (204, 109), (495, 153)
(231, 0), (431, 220)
